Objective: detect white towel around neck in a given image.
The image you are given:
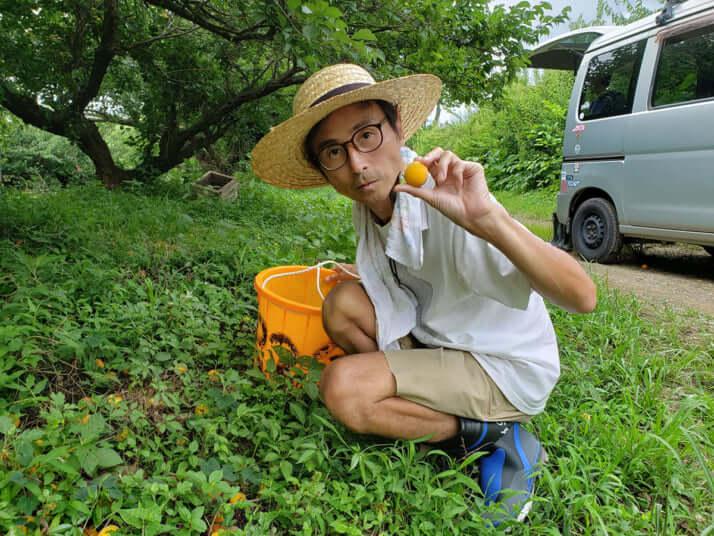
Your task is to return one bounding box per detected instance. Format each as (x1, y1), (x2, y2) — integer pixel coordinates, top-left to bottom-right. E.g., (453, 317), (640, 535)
(352, 147), (432, 350)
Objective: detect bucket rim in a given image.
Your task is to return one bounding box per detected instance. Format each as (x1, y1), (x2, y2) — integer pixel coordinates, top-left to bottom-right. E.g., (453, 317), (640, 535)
(254, 265), (337, 314)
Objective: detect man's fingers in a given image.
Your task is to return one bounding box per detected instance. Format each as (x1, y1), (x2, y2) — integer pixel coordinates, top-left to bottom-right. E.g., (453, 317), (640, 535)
(326, 263), (359, 282)
(428, 150), (460, 183)
(420, 147), (444, 166)
(393, 183), (435, 204)
(448, 159), (466, 184)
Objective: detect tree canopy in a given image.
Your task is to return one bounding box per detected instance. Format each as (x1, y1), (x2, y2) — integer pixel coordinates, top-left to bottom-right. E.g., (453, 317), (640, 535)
(569, 0), (656, 29)
(0, 0), (567, 187)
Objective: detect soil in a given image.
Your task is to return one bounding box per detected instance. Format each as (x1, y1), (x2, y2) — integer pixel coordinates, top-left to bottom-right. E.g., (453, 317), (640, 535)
(576, 242), (714, 317)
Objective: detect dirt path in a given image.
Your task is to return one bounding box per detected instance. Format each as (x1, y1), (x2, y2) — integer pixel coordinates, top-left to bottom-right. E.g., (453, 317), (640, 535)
(577, 243), (714, 317)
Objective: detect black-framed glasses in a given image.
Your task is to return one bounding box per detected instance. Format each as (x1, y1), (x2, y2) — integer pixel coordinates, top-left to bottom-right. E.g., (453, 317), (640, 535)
(317, 118), (387, 171)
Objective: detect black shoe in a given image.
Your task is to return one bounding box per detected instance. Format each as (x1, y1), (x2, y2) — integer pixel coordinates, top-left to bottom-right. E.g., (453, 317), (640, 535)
(431, 419), (511, 460)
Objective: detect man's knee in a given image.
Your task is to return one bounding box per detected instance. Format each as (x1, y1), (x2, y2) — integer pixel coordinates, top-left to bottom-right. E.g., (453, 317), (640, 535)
(319, 359), (355, 412)
(322, 280), (371, 336)
(320, 359), (361, 431)
(322, 280), (360, 320)
(319, 358), (375, 434)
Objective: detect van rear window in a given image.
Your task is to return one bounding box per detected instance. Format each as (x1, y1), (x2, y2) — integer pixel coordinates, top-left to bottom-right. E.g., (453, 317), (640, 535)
(579, 41), (645, 121)
(652, 24), (714, 107)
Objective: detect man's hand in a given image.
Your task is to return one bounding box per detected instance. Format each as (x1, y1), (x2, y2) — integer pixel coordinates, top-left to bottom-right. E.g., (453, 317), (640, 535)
(393, 147), (498, 238)
(325, 263), (360, 283)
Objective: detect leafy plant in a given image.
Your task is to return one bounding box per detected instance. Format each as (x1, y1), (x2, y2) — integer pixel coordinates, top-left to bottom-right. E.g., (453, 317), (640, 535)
(0, 177), (712, 534)
(411, 70), (573, 192)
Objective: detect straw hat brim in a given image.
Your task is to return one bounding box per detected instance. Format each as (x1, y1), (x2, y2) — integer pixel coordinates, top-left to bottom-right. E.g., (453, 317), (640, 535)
(251, 73), (442, 189)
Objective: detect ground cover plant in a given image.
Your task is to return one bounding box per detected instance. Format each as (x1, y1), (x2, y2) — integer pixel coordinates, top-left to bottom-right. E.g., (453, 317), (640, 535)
(1, 179), (712, 535)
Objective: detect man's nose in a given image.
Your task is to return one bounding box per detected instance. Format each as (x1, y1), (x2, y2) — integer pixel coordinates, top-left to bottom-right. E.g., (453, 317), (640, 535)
(345, 143), (368, 172)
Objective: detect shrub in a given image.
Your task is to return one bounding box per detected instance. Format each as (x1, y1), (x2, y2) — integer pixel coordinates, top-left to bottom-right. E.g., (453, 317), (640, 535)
(410, 70), (574, 192)
(0, 120), (95, 189)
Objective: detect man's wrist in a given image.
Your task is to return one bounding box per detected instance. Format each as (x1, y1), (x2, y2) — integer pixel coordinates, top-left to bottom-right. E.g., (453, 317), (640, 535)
(465, 204), (514, 244)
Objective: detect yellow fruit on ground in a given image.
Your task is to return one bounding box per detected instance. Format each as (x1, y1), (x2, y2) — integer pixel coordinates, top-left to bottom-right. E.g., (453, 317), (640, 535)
(404, 161), (428, 187)
(229, 492), (246, 503)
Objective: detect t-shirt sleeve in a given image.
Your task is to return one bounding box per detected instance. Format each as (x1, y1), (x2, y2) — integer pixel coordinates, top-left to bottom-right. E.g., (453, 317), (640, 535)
(451, 219), (532, 310)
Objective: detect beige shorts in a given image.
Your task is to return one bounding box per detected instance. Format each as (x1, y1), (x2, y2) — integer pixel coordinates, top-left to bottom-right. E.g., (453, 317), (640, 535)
(384, 340), (531, 423)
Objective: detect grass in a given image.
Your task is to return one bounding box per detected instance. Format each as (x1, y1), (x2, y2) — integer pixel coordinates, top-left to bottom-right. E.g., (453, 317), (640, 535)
(492, 189), (556, 222)
(1, 180), (712, 535)
(492, 188), (556, 241)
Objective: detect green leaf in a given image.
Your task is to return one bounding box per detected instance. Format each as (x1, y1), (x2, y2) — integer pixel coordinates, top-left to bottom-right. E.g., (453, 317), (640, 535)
(76, 446), (99, 475)
(0, 415), (15, 434)
(352, 29), (377, 41)
(245, 368), (266, 380)
(31, 378), (47, 394)
(69, 500), (91, 515)
(16, 439), (34, 466)
(155, 352), (171, 362)
(34, 446), (80, 476)
(295, 449), (315, 464)
(120, 507), (144, 528)
(9, 471), (27, 486)
(46, 457), (80, 476)
(324, 6), (343, 18)
(289, 402), (306, 424)
(190, 506), (206, 531)
(303, 381), (319, 401)
(208, 469), (223, 484)
(81, 413), (106, 442)
(280, 460), (293, 480)
(240, 466), (263, 486)
(96, 447), (122, 468)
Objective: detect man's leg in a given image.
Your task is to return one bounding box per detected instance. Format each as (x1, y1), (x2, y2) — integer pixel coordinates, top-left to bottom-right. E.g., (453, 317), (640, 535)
(321, 281), (503, 444)
(322, 280), (378, 355)
(321, 280), (546, 524)
(321, 280), (456, 440)
(319, 352), (458, 441)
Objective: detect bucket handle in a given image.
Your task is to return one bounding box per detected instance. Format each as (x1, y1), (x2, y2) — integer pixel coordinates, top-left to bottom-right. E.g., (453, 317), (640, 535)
(260, 261), (359, 300)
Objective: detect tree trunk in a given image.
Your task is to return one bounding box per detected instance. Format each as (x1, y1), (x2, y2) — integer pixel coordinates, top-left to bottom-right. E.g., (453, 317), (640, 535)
(74, 119), (131, 188)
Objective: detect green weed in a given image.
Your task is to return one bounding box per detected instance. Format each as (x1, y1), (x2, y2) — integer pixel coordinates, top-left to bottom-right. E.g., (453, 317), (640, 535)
(1, 181), (712, 535)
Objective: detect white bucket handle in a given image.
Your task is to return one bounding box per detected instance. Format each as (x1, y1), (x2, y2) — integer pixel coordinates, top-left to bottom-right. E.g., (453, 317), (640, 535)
(260, 261), (359, 300)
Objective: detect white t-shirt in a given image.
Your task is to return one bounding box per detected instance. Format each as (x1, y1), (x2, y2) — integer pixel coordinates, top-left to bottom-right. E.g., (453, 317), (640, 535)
(370, 203), (559, 415)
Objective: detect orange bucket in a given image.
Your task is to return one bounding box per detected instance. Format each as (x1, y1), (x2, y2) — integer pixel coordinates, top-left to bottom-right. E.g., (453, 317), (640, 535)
(254, 265), (345, 377)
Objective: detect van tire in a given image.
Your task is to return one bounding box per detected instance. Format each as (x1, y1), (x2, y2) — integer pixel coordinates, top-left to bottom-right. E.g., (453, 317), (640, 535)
(572, 198), (622, 263)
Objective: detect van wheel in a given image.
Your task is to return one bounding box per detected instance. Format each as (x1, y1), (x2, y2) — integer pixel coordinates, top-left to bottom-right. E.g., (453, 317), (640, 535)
(572, 198), (622, 263)
(703, 246), (714, 257)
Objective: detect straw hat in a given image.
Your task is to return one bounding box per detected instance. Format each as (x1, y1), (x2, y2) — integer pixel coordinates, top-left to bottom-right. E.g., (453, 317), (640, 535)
(251, 63), (442, 189)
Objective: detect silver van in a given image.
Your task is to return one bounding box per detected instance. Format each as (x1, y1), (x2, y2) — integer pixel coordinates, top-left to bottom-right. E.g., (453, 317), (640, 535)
(529, 0), (714, 262)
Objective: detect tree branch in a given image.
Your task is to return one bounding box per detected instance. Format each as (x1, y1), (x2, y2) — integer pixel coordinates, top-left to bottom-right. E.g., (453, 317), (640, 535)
(84, 108), (136, 127)
(168, 66), (307, 161)
(0, 82), (65, 135)
(67, 3), (93, 71)
(144, 0), (277, 44)
(71, 0), (120, 112)
(123, 25), (200, 51)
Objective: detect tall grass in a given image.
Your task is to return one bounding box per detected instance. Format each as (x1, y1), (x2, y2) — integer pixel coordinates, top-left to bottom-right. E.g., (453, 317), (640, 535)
(0, 182), (712, 535)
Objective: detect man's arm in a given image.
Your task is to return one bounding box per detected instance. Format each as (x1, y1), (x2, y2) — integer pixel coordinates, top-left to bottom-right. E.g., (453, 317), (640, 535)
(394, 148), (596, 314)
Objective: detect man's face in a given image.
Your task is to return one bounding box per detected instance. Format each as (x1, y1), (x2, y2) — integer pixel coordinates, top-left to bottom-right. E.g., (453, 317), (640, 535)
(310, 101), (404, 220)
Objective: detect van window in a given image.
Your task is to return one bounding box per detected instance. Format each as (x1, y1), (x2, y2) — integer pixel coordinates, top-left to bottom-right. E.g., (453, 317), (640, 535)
(578, 41), (646, 120)
(652, 24), (714, 107)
